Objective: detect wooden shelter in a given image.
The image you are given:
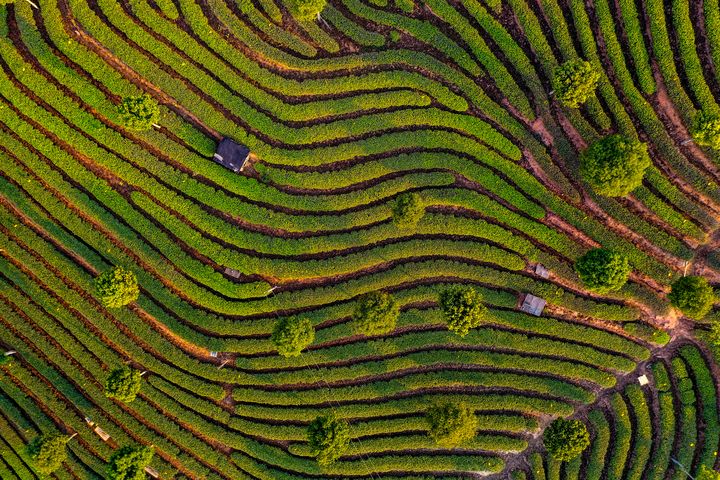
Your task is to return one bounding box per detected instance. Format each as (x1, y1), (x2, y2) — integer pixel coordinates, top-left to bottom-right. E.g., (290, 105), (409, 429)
(213, 138), (250, 173)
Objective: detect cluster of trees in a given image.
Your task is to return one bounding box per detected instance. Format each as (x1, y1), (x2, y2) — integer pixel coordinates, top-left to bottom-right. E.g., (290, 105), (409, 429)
(306, 401), (480, 466)
(27, 433), (153, 478)
(94, 266), (139, 308)
(271, 284), (489, 357)
(553, 61), (651, 197)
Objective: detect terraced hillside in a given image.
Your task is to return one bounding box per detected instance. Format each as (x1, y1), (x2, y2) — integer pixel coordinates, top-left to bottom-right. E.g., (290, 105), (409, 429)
(0, 0), (719, 478)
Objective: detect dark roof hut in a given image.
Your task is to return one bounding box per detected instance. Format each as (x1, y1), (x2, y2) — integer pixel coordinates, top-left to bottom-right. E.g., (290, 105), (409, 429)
(213, 138), (250, 173)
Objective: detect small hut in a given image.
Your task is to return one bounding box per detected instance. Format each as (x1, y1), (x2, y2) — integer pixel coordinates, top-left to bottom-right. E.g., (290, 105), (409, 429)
(93, 426), (111, 441)
(213, 138), (250, 173)
(520, 294), (546, 316)
(534, 263), (549, 279)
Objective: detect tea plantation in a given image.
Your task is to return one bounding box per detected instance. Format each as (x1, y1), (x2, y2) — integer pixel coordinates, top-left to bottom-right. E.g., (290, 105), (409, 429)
(0, 0), (719, 478)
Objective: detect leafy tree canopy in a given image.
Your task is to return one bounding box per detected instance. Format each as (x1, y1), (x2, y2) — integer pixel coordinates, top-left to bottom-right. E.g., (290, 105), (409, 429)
(668, 276), (715, 320)
(439, 286), (487, 336)
(95, 266), (139, 308)
(697, 465), (720, 480)
(107, 445), (154, 480)
(307, 415), (350, 466)
(692, 110), (720, 150)
(426, 402), (478, 447)
(543, 418), (590, 462)
(271, 317), (315, 357)
(118, 94), (160, 131)
(574, 248), (631, 293)
(552, 59), (601, 108)
(580, 134), (651, 197)
(105, 367), (143, 403)
(27, 434), (68, 474)
(391, 192), (425, 229)
(287, 0), (326, 20)
(352, 291), (399, 336)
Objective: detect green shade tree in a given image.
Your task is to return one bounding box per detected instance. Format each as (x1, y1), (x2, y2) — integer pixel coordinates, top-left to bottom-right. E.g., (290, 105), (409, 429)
(286, 0), (326, 20)
(697, 465), (720, 480)
(307, 415), (350, 466)
(118, 94), (160, 131)
(580, 134), (651, 197)
(95, 266), (139, 308)
(352, 291), (399, 336)
(105, 367), (143, 403)
(552, 59), (601, 107)
(668, 276), (715, 320)
(271, 317), (314, 357)
(439, 286), (487, 336)
(574, 248), (631, 293)
(543, 418), (590, 461)
(691, 110), (720, 150)
(107, 445), (154, 480)
(391, 192), (425, 229)
(27, 434), (69, 474)
(426, 402), (478, 447)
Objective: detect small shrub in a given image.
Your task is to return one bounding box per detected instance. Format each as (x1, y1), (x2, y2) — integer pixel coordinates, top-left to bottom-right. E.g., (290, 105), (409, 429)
(391, 192), (425, 229)
(107, 445), (154, 480)
(27, 434), (68, 474)
(439, 286), (487, 336)
(271, 317), (314, 357)
(426, 402), (478, 446)
(105, 367), (143, 403)
(668, 276), (715, 319)
(307, 414), (350, 466)
(352, 291), (399, 336)
(94, 266), (139, 308)
(117, 94), (160, 131)
(574, 248), (631, 293)
(543, 418), (590, 461)
(580, 134), (651, 197)
(691, 110), (720, 150)
(552, 59), (601, 107)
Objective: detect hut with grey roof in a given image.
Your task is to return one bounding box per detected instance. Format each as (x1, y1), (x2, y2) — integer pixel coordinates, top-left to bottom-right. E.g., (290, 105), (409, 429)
(213, 138), (250, 173)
